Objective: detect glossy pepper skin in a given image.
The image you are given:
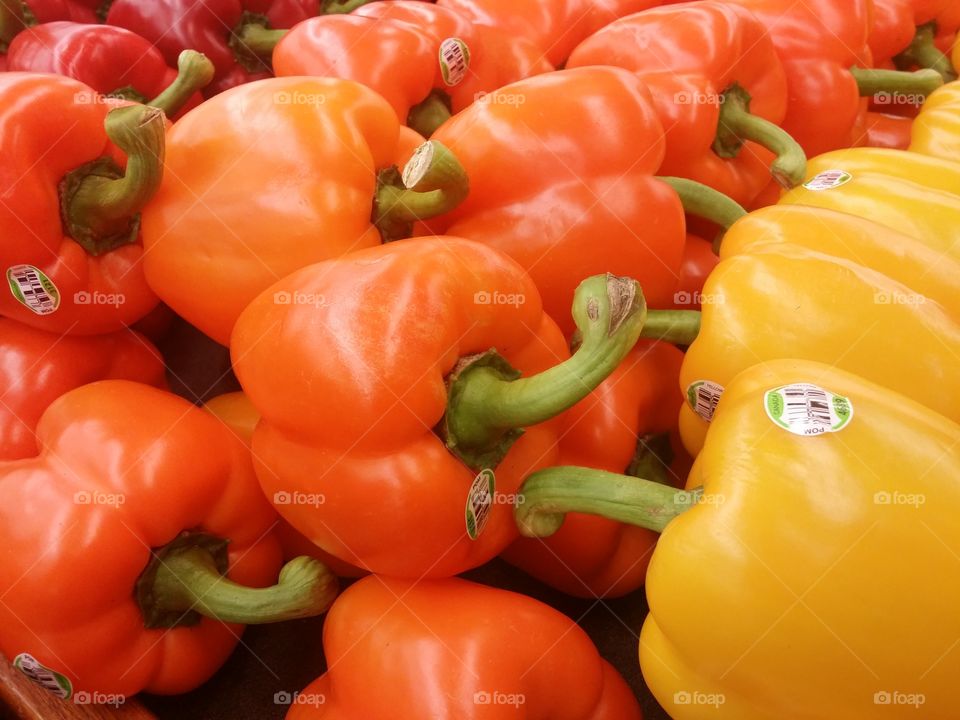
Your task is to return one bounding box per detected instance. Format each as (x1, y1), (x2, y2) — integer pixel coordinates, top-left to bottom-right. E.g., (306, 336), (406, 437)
(863, 111), (913, 148)
(24, 0), (99, 23)
(273, 1), (553, 133)
(287, 576), (643, 720)
(502, 340), (688, 598)
(6, 22), (206, 120)
(568, 1), (799, 206)
(141, 76), (432, 346)
(0, 381), (301, 696)
(426, 67), (685, 335)
(0, 320), (166, 460)
(0, 74), (163, 335)
(232, 237), (648, 578)
(437, 0), (662, 67)
(243, 0), (316, 28)
(641, 360), (960, 718)
(105, 0), (271, 96)
(910, 80), (960, 159)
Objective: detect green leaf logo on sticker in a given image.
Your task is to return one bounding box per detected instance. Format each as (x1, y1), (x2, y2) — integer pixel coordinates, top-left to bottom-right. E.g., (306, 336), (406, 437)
(439, 38), (471, 87)
(13, 653), (73, 699)
(465, 468), (495, 540)
(764, 383), (854, 436)
(6, 264), (60, 315)
(802, 169), (852, 191)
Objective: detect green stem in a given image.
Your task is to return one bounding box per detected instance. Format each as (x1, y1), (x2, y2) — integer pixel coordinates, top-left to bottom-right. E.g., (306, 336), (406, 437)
(147, 50), (215, 117)
(137, 533), (337, 629)
(714, 84), (806, 189)
(235, 20), (286, 58)
(0, 0), (26, 52)
(639, 309), (700, 346)
(61, 104), (165, 256)
(322, 0), (377, 13)
(658, 176), (746, 230)
(444, 274), (647, 471)
(850, 66), (943, 98)
(408, 90), (453, 137)
(894, 23), (957, 83)
(373, 140), (469, 241)
(515, 466), (699, 537)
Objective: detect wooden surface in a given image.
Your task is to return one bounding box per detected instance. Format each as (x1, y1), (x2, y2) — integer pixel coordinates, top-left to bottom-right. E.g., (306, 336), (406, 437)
(1, 317), (671, 720)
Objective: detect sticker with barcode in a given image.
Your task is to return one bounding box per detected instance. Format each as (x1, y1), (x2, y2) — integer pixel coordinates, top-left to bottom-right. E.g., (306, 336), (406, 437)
(686, 380), (724, 422)
(12, 653), (72, 699)
(764, 383), (853, 436)
(803, 170), (852, 191)
(465, 468), (494, 540)
(6, 265), (60, 315)
(439, 38), (471, 87)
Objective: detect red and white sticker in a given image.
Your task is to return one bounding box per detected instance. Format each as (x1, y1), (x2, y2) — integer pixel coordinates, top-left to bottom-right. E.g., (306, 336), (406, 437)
(802, 170), (852, 191)
(439, 38), (471, 87)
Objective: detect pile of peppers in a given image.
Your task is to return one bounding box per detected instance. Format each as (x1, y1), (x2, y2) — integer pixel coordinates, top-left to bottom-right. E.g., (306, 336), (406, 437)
(0, 1), (958, 719)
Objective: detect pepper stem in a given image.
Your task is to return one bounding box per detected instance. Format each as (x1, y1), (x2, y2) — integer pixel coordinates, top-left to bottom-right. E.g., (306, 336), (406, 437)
(658, 176), (746, 250)
(61, 104), (165, 256)
(373, 140), (469, 240)
(515, 466), (699, 537)
(322, 0), (377, 13)
(408, 90), (453, 137)
(234, 19), (286, 58)
(894, 23), (958, 83)
(0, 0), (26, 52)
(714, 84), (806, 188)
(137, 533), (337, 628)
(147, 50), (215, 117)
(444, 274), (646, 471)
(639, 309), (700, 346)
(850, 66), (943, 99)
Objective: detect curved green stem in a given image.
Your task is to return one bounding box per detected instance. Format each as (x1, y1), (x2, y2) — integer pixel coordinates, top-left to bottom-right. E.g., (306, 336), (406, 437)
(408, 90), (453, 137)
(659, 176), (746, 252)
(714, 84), (806, 189)
(373, 140), (469, 240)
(147, 50), (215, 117)
(894, 23), (957, 83)
(850, 66), (943, 98)
(139, 538), (337, 628)
(322, 0), (376, 13)
(0, 0), (26, 52)
(235, 19), (286, 58)
(61, 104), (165, 256)
(639, 309), (700, 346)
(444, 274), (646, 470)
(516, 466), (699, 537)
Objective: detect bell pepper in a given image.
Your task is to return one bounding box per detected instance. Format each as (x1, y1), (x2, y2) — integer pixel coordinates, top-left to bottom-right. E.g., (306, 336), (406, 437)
(863, 111), (913, 148)
(266, 0), (553, 136)
(666, 210), (960, 456)
(567, 1), (806, 206)
(286, 575), (642, 720)
(24, 0), (99, 23)
(501, 339), (689, 598)
(0, 380), (338, 697)
(243, 0), (317, 28)
(0, 319), (166, 460)
(515, 358), (960, 719)
(436, 0), (663, 67)
(231, 237), (660, 578)
(671, 235), (720, 310)
(140, 76), (452, 346)
(910, 80), (960, 159)
(871, 0), (956, 82)
(6, 23), (214, 119)
(425, 66), (746, 335)
(0, 74), (165, 335)
(680, 0), (944, 157)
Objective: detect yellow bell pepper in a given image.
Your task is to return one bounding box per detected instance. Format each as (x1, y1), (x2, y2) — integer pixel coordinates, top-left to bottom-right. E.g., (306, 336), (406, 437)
(517, 359), (960, 719)
(910, 80), (960, 160)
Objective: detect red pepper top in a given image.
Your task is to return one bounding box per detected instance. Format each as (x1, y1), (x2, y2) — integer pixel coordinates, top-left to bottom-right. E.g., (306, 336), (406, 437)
(25, 0), (99, 23)
(243, 0), (317, 28)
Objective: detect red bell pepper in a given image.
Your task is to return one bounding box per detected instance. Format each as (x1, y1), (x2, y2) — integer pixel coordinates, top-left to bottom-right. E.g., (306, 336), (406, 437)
(24, 0), (99, 23)
(286, 576), (642, 720)
(0, 74), (165, 335)
(0, 381), (338, 697)
(0, 319), (166, 460)
(232, 237), (663, 578)
(568, 1), (806, 206)
(864, 111), (914, 149)
(243, 0), (316, 28)
(426, 66), (745, 335)
(268, 0), (553, 136)
(671, 234), (720, 309)
(6, 22), (214, 119)
(502, 340), (690, 597)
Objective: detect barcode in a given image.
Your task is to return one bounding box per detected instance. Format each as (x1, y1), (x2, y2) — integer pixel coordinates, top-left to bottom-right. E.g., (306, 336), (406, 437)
(439, 38), (469, 86)
(14, 654), (69, 698)
(782, 386), (832, 428)
(7, 265), (58, 315)
(690, 381), (724, 422)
